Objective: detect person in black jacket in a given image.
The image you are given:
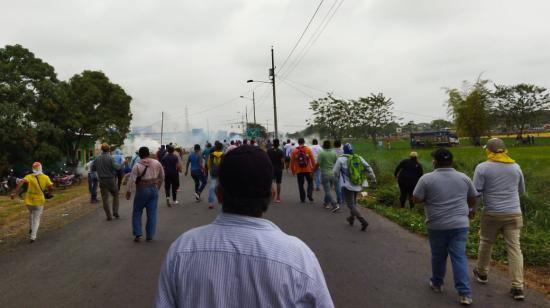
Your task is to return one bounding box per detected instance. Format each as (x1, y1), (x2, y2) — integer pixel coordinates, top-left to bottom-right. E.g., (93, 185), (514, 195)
(394, 151), (423, 208)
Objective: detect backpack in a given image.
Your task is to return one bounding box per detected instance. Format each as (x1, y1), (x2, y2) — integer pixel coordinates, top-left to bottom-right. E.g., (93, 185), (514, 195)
(296, 147), (310, 168)
(209, 152), (223, 177)
(345, 154), (366, 185)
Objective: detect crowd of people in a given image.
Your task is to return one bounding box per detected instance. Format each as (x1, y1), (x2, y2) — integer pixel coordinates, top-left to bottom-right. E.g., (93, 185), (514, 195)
(9, 136), (527, 306)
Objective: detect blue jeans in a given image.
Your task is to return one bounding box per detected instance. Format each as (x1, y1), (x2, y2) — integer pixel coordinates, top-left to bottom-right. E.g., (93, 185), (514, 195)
(208, 177), (218, 204)
(191, 170), (207, 194)
(428, 228), (471, 296)
(132, 186), (159, 240)
(334, 179), (343, 204)
(321, 175), (337, 207)
(314, 169), (321, 188)
(88, 173), (98, 201)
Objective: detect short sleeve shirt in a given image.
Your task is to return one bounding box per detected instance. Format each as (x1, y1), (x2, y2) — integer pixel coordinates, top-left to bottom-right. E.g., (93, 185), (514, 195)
(267, 148), (284, 170)
(23, 173), (54, 206)
(413, 168), (477, 230)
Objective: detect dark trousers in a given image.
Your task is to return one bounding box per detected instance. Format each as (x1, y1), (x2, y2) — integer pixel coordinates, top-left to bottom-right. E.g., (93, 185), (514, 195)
(88, 173), (98, 201)
(191, 170), (207, 194)
(164, 174), (179, 201)
(297, 172), (313, 202)
(398, 178), (417, 208)
(99, 178), (119, 218)
(116, 170), (123, 192)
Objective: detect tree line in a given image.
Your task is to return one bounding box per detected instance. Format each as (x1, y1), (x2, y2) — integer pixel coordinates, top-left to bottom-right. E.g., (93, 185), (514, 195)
(0, 44), (132, 173)
(305, 77), (549, 145)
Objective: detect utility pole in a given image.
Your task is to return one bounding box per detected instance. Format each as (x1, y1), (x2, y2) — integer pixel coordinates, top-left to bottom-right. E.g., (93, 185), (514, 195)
(252, 91), (256, 125)
(160, 111), (164, 145)
(270, 46), (278, 138)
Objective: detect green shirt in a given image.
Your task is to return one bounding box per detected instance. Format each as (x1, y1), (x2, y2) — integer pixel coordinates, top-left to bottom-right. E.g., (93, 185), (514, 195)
(318, 150), (337, 177)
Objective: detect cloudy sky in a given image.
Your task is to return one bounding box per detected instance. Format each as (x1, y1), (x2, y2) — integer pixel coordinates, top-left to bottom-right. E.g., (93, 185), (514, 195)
(2, 0), (550, 135)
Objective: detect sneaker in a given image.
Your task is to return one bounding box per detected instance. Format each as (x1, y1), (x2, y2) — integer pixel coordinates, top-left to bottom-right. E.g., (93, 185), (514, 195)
(308, 196), (314, 202)
(459, 295), (473, 305)
(113, 213), (120, 219)
(331, 206), (340, 213)
(173, 200), (179, 205)
(194, 192), (200, 201)
(510, 287), (525, 300)
(166, 198), (172, 207)
(275, 198), (281, 203)
(346, 216), (355, 226)
(134, 236), (142, 243)
(473, 267), (488, 284)
(360, 221), (369, 231)
(429, 281), (442, 293)
(323, 204), (331, 209)
(208, 204), (214, 209)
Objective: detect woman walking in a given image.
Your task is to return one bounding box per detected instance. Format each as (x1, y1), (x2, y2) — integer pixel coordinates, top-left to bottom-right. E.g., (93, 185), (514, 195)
(11, 162), (54, 243)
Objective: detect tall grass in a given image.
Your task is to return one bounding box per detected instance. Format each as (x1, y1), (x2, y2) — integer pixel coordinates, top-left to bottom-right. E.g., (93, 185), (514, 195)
(352, 138), (550, 266)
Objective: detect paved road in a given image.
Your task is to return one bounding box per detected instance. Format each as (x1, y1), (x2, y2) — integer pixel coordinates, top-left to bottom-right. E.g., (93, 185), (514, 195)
(0, 173), (548, 308)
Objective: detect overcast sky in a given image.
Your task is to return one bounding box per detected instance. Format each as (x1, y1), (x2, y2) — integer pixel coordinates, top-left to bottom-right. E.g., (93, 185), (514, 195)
(2, 0), (550, 134)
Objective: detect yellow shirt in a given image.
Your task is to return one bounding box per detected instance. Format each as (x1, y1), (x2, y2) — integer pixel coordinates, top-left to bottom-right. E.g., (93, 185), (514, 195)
(23, 174), (54, 206)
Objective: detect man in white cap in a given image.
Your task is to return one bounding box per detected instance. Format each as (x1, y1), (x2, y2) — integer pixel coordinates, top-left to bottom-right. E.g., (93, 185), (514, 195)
(11, 162), (54, 243)
(472, 138), (526, 300)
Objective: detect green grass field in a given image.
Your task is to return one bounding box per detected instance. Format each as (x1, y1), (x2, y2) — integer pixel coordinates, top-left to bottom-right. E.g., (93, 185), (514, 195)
(353, 138), (550, 266)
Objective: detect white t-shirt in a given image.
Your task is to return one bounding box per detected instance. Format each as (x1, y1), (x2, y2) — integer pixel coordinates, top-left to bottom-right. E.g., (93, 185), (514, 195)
(311, 145), (323, 160)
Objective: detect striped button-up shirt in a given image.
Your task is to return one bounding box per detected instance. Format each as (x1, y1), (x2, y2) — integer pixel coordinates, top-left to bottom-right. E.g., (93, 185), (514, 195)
(155, 213), (334, 308)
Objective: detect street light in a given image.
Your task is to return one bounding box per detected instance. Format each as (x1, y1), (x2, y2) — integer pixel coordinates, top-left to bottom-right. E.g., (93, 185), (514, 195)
(247, 46), (278, 138)
(240, 92), (256, 125)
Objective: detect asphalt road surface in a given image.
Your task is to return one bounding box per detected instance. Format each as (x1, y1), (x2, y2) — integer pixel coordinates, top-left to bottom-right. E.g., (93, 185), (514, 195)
(0, 173), (548, 308)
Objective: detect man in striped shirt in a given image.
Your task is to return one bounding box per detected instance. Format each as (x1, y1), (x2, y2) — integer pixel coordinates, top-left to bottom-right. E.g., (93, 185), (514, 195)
(155, 145), (334, 308)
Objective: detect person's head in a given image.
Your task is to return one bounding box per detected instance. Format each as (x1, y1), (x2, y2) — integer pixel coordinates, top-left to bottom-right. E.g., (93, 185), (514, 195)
(322, 140), (331, 149)
(298, 137), (305, 145)
(32, 162), (43, 175)
(101, 143), (110, 152)
(286, 139), (291, 143)
(160, 145), (166, 150)
(485, 138), (506, 153)
(432, 148), (453, 168)
(88, 156), (95, 162)
(343, 143), (353, 154)
(167, 145), (175, 153)
(273, 138), (280, 148)
(214, 141), (223, 151)
(409, 151), (418, 161)
(194, 144), (201, 152)
(206, 142), (212, 148)
(230, 140), (235, 145)
(312, 139), (318, 145)
(217, 146), (273, 217)
(334, 140), (342, 148)
(138, 146), (150, 159)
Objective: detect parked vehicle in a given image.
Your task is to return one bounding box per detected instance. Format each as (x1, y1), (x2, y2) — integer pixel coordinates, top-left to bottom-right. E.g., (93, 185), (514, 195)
(52, 170), (82, 189)
(410, 131), (460, 148)
(0, 179), (9, 195)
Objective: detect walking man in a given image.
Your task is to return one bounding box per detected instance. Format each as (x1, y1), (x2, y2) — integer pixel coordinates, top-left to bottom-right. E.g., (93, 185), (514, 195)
(125, 147), (164, 242)
(155, 145), (334, 308)
(333, 143), (376, 231)
(11, 162), (54, 243)
(317, 140), (339, 212)
(207, 141), (224, 209)
(267, 138), (285, 203)
(311, 139), (323, 191)
(472, 138), (526, 300)
(290, 138), (316, 203)
(394, 151), (423, 208)
(93, 143), (121, 221)
(412, 148), (477, 306)
(161, 145), (181, 207)
(85, 157), (99, 203)
(185, 144), (207, 201)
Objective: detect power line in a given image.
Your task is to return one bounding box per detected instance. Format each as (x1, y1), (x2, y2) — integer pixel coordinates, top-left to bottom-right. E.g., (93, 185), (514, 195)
(277, 0), (325, 74)
(279, 78), (317, 99)
(281, 0), (345, 79)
